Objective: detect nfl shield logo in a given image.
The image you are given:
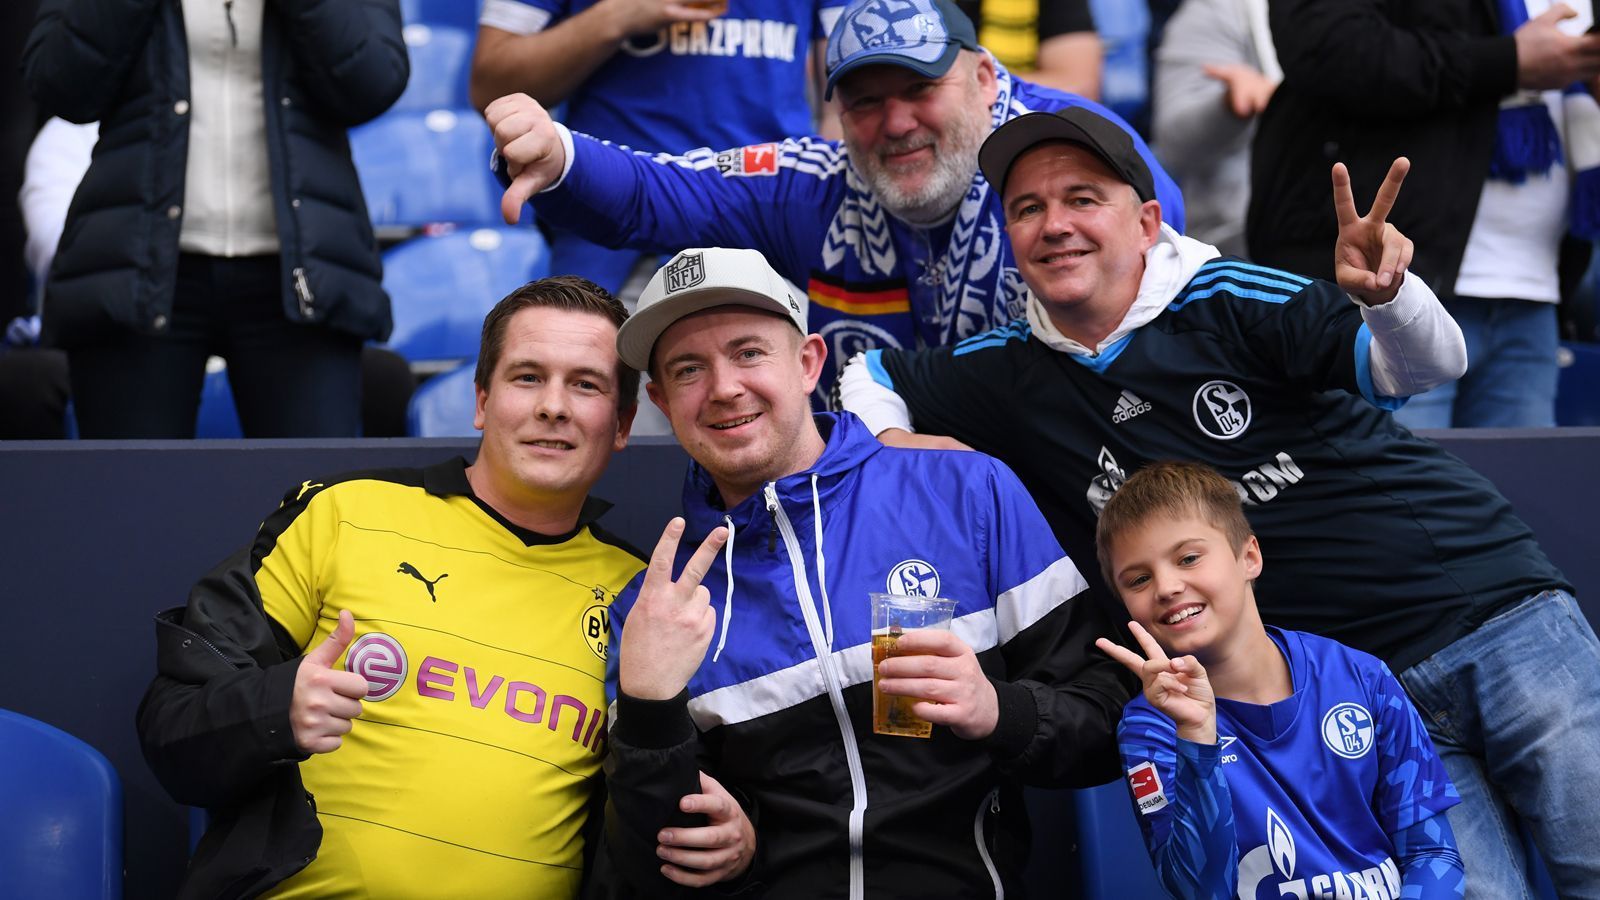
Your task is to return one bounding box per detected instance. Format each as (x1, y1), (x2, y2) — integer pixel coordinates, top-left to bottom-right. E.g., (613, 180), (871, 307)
(665, 253), (706, 293)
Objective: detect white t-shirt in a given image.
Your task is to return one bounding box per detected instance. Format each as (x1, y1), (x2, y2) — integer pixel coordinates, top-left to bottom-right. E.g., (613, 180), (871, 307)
(1453, 0), (1589, 303)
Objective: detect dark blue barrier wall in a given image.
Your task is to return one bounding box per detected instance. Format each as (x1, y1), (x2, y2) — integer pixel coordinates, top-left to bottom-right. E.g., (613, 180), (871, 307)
(1, 430), (1594, 898)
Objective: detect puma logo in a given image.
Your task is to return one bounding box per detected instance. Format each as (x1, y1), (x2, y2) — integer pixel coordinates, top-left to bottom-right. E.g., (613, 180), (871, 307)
(397, 562), (447, 602)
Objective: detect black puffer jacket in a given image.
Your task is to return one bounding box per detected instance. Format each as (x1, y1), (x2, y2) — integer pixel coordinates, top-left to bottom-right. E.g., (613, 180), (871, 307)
(22, 0), (407, 347)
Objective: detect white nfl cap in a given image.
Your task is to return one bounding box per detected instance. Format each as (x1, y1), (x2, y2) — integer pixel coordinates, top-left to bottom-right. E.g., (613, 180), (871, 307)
(617, 248), (807, 371)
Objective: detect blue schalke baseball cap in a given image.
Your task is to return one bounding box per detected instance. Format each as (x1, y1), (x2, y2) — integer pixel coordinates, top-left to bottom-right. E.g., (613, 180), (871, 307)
(824, 0), (981, 100)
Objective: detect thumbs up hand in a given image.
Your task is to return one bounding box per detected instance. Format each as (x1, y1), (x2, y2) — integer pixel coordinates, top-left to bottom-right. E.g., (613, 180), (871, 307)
(291, 610), (370, 754)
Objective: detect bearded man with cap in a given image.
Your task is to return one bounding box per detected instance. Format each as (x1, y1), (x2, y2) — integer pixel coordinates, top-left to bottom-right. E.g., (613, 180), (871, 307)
(592, 246), (1134, 898)
(483, 0), (1183, 409)
(840, 107), (1600, 896)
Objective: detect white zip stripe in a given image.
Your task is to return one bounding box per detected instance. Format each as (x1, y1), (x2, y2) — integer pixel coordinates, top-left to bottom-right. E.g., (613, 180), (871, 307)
(765, 484), (868, 900)
(683, 553), (1084, 728)
(685, 608), (998, 729)
(995, 556), (1088, 645)
(973, 788), (1003, 898)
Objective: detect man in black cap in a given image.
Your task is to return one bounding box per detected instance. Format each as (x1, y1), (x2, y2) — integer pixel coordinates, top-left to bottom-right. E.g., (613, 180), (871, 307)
(840, 105), (1600, 896)
(481, 0), (1185, 408)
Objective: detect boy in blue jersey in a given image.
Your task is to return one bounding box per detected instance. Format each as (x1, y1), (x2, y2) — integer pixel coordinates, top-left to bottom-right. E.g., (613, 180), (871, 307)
(1092, 460), (1465, 900)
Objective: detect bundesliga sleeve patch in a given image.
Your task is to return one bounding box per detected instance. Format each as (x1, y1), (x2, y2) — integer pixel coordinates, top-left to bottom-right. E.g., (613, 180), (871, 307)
(715, 143), (779, 176)
(1128, 761), (1168, 815)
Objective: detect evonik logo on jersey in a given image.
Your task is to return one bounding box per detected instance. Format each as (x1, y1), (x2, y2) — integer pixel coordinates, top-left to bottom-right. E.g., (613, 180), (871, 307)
(342, 632), (608, 756)
(1237, 806), (1401, 899)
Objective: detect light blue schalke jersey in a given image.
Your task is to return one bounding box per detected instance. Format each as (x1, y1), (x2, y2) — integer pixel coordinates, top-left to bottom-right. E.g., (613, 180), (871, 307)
(480, 0), (843, 153)
(1118, 629), (1458, 900)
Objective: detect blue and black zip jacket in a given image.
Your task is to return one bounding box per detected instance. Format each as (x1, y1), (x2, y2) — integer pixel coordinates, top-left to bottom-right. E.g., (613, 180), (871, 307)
(596, 412), (1136, 900)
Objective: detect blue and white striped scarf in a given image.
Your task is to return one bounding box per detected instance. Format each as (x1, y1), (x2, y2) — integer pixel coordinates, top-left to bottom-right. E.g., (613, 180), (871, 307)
(1493, 0), (1600, 237)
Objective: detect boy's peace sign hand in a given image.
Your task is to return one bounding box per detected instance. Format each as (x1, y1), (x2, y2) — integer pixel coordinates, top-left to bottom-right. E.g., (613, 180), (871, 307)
(1332, 157), (1414, 307)
(1096, 622), (1216, 745)
(618, 518), (730, 701)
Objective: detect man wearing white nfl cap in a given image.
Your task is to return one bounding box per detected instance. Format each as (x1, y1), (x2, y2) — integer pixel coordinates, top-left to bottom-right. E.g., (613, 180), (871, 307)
(593, 246), (1134, 897)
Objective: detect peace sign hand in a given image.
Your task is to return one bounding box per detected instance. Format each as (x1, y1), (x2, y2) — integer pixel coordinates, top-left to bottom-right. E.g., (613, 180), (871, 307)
(1095, 622), (1216, 745)
(1332, 157), (1414, 306)
(618, 518), (731, 701)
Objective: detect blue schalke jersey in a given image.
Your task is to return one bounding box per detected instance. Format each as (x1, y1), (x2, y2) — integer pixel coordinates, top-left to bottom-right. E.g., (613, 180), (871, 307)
(481, 0), (841, 152)
(1118, 629), (1459, 900)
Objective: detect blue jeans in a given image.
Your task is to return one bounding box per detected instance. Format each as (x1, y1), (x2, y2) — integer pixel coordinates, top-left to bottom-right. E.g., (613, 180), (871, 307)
(1398, 590), (1600, 899)
(1392, 296), (1558, 429)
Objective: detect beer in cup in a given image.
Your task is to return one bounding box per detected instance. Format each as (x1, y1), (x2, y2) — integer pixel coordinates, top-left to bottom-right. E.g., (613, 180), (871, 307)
(870, 592), (956, 738)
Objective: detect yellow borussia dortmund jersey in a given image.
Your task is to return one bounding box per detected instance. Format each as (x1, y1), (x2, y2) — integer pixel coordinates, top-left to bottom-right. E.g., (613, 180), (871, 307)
(255, 460), (644, 899)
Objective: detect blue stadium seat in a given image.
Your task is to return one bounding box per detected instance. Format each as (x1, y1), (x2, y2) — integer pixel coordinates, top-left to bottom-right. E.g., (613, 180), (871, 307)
(382, 227), (551, 366)
(0, 709), (123, 899)
(1089, 0), (1151, 129)
(350, 109), (506, 227)
(391, 24), (474, 113)
(195, 361), (243, 439)
(407, 360), (481, 437)
(1072, 781), (1165, 898)
(399, 0), (482, 31)
(1557, 341), (1600, 426)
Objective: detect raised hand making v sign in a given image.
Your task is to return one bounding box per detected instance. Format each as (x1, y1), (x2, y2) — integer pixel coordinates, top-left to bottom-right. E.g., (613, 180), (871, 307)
(617, 517), (730, 701)
(1095, 622), (1216, 746)
(1332, 157), (1414, 306)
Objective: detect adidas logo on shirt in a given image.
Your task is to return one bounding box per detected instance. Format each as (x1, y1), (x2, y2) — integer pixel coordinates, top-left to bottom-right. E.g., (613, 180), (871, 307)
(1112, 390), (1152, 424)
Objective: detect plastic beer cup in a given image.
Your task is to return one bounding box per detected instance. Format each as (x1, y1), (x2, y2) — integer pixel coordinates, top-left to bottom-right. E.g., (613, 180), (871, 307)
(870, 592), (957, 738)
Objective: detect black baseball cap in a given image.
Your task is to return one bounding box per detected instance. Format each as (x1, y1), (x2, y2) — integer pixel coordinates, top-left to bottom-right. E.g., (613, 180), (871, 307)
(979, 107), (1156, 203)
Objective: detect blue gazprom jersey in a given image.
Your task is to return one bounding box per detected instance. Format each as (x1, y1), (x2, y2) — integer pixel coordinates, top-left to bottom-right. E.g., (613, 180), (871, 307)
(480, 0), (842, 152)
(1118, 629), (1459, 900)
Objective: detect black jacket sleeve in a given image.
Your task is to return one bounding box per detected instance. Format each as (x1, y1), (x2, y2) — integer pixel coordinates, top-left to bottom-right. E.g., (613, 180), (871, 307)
(270, 0), (409, 126)
(135, 547), (310, 810)
(1269, 0), (1516, 119)
(595, 689), (719, 896)
(986, 588), (1139, 788)
(971, 459), (1138, 788)
(22, 0), (165, 123)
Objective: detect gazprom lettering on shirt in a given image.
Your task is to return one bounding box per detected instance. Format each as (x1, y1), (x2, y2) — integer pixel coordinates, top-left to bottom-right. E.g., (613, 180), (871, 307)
(480, 0), (841, 152)
(624, 19), (800, 60)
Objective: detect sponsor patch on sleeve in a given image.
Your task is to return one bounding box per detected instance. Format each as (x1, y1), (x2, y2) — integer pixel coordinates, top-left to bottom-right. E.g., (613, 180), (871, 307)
(716, 143), (779, 176)
(1127, 761), (1168, 815)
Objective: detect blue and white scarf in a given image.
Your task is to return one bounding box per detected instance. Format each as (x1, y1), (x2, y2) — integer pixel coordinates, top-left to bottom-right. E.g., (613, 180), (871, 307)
(1493, 0), (1600, 237)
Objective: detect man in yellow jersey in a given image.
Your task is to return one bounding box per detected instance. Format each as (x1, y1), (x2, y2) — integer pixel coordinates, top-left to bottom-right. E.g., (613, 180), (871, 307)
(136, 276), (746, 898)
